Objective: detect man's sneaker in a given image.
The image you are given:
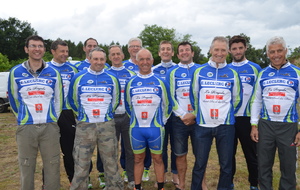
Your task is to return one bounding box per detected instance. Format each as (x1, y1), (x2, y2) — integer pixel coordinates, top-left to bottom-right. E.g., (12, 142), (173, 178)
(142, 169), (150, 181)
(127, 181), (135, 189)
(98, 173), (106, 188)
(122, 170), (128, 182)
(250, 186), (259, 190)
(88, 176), (93, 189)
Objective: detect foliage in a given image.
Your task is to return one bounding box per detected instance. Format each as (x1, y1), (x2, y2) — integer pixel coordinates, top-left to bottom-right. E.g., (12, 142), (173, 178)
(289, 46), (300, 67)
(0, 53), (10, 71)
(138, 24), (206, 65)
(0, 17), (37, 61)
(9, 58), (27, 69)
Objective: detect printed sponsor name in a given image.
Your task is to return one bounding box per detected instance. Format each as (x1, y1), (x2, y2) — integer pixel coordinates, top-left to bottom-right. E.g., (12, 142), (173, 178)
(20, 78), (50, 85)
(263, 79), (294, 86)
(132, 87), (158, 94)
(201, 80), (231, 87)
(81, 86), (111, 92)
(137, 99), (152, 104)
(177, 80), (190, 86)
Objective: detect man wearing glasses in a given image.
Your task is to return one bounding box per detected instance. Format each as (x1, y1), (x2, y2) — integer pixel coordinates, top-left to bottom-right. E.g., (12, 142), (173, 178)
(8, 35), (64, 190)
(123, 37), (143, 73)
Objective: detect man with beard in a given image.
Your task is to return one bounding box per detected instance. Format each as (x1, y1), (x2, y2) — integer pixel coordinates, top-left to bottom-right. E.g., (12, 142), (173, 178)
(228, 35), (261, 190)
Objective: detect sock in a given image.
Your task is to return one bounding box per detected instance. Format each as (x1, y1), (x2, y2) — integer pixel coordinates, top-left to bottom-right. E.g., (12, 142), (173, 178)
(135, 184), (141, 190)
(157, 182), (164, 189)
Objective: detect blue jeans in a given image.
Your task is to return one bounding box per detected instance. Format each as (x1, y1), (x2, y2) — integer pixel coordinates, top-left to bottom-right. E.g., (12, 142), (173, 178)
(191, 125), (235, 190)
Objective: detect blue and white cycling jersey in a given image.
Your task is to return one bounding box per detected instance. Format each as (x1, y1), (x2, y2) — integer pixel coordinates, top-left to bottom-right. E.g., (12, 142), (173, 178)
(250, 62), (300, 125)
(124, 72), (171, 128)
(228, 60), (261, 116)
(107, 66), (136, 114)
(165, 62), (200, 117)
(152, 61), (177, 80)
(190, 61), (243, 127)
(123, 59), (139, 73)
(68, 68), (120, 123)
(8, 61), (64, 125)
(48, 60), (78, 108)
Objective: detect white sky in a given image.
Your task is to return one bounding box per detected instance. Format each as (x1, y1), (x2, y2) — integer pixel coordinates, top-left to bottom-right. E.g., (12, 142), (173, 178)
(1, 0), (300, 56)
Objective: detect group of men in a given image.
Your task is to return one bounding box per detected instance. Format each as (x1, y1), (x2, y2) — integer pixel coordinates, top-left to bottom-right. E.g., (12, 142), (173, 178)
(7, 34), (300, 190)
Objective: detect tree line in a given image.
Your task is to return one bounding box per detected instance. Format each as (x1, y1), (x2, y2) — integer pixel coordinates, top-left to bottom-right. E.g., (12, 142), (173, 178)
(1, 17), (300, 72)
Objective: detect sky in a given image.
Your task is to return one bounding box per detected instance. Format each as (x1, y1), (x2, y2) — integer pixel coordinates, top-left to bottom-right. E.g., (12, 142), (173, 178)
(1, 0), (300, 57)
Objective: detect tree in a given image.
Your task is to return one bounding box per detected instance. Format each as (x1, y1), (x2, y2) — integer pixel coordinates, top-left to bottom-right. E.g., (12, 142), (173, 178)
(138, 24), (206, 65)
(0, 53), (10, 71)
(289, 46), (300, 67)
(0, 17), (37, 61)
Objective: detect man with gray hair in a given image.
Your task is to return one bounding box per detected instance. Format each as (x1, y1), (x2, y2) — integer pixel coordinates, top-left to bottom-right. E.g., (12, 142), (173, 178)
(250, 36), (300, 190)
(68, 47), (123, 190)
(124, 48), (172, 190)
(123, 37), (153, 182)
(190, 36), (242, 189)
(123, 37), (143, 73)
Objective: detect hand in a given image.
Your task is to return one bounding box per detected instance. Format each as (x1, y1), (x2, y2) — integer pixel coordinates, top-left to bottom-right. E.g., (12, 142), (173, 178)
(250, 125), (259, 142)
(181, 113), (196, 126)
(292, 131), (300, 147)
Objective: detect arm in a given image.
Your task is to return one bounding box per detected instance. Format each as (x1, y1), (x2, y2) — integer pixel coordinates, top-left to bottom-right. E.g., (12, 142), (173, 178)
(249, 72), (263, 126)
(250, 125), (259, 142)
(7, 68), (19, 116)
(124, 79), (132, 117)
(111, 75), (120, 113)
(53, 69), (64, 118)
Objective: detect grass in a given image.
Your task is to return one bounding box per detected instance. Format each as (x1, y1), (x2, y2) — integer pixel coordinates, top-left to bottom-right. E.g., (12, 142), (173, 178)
(1, 111), (300, 189)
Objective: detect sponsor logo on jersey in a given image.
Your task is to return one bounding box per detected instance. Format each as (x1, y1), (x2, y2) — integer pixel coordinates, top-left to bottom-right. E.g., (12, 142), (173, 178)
(93, 109), (100, 117)
(219, 74), (229, 78)
(240, 76), (252, 83)
(263, 79), (294, 86)
(207, 72), (213, 77)
(268, 72), (275, 77)
(210, 109), (219, 119)
(81, 86), (112, 93)
(132, 87), (159, 94)
(206, 94), (224, 100)
(268, 92), (286, 96)
(141, 112), (148, 120)
(35, 103), (43, 113)
(181, 73), (187, 78)
(201, 80), (231, 88)
(177, 80), (190, 86)
(61, 74), (72, 80)
(119, 79), (126, 85)
(273, 105), (280, 114)
(22, 73), (29, 77)
(20, 78), (53, 86)
(137, 99), (152, 104)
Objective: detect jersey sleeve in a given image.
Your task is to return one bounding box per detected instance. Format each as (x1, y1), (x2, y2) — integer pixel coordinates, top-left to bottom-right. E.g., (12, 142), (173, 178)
(250, 71), (263, 125)
(232, 69), (243, 114)
(7, 67), (19, 116)
(53, 69), (64, 118)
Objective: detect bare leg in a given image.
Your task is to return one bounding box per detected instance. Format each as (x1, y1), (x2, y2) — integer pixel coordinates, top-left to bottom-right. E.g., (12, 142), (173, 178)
(176, 154), (187, 190)
(202, 172), (208, 190)
(134, 152), (146, 185)
(151, 153), (165, 183)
